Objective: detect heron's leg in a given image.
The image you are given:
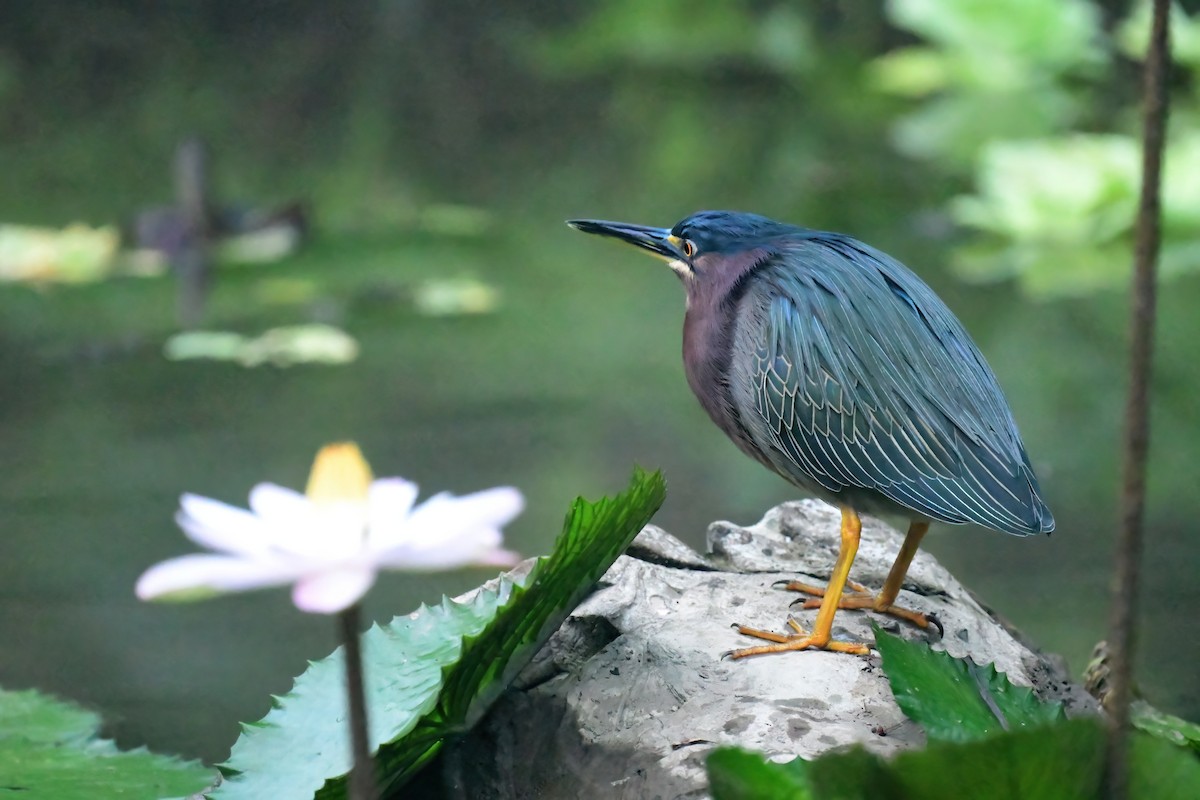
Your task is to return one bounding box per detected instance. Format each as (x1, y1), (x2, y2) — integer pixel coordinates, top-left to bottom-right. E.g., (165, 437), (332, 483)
(783, 521), (940, 634)
(874, 520), (929, 610)
(728, 507), (869, 658)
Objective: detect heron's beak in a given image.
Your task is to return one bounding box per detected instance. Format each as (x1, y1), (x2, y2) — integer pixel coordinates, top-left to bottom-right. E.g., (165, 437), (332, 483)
(567, 219), (685, 263)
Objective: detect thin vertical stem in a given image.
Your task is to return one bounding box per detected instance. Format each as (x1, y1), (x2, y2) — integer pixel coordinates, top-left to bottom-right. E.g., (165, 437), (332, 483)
(339, 603), (379, 800)
(1105, 0), (1170, 797)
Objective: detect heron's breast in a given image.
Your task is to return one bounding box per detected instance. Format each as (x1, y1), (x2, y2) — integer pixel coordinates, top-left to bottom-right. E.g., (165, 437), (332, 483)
(680, 259), (773, 457)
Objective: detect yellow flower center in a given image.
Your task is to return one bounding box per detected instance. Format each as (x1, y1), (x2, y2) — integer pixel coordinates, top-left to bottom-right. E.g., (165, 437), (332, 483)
(306, 442), (374, 505)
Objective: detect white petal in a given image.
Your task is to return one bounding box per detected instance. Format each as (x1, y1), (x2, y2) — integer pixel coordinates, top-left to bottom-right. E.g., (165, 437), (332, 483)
(376, 527), (519, 572)
(403, 487), (524, 549)
(176, 494), (275, 556)
(366, 478), (420, 548)
(469, 548), (522, 568)
(136, 553), (306, 601)
(291, 566), (377, 614)
(369, 478), (420, 515)
(277, 502), (368, 560)
(249, 483), (312, 525)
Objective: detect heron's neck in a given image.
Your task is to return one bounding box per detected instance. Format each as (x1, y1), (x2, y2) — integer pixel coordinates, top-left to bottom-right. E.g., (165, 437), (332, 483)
(681, 247), (771, 433)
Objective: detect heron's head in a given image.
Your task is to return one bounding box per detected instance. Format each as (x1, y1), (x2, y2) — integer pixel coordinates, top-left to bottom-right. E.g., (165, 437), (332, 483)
(568, 210), (795, 297)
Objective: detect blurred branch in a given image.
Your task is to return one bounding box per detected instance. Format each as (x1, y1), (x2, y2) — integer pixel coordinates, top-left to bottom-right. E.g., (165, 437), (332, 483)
(1105, 0), (1170, 797)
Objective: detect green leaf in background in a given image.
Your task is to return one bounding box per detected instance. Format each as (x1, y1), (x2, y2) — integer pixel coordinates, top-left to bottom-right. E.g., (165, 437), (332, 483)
(874, 626), (1064, 742)
(213, 467), (666, 799)
(707, 719), (1200, 800)
(885, 89), (1079, 165)
(870, 0), (1103, 165)
(1116, 0), (1200, 67)
(951, 136), (1141, 245)
(885, 0), (1104, 88)
(0, 686), (215, 799)
(950, 133), (1200, 297)
(1132, 699), (1200, 755)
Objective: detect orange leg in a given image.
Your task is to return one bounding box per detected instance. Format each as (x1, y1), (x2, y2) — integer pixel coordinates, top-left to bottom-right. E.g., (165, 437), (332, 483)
(784, 520), (941, 634)
(728, 506), (870, 658)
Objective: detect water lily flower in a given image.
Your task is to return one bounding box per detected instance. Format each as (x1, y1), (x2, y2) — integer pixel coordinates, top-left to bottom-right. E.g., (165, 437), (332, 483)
(136, 442), (523, 613)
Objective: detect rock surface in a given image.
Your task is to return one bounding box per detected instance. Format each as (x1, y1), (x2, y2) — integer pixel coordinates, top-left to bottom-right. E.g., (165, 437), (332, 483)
(443, 500), (1097, 800)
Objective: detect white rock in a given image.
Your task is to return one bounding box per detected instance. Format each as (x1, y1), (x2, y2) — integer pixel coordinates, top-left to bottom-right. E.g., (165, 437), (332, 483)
(443, 500), (1096, 800)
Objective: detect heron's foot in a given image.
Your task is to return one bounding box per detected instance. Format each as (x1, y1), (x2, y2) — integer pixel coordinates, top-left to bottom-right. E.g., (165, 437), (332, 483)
(726, 618), (870, 659)
(782, 579), (943, 637)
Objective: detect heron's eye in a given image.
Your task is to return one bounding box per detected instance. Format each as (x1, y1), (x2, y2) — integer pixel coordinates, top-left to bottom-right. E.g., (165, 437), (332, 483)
(681, 239), (697, 258)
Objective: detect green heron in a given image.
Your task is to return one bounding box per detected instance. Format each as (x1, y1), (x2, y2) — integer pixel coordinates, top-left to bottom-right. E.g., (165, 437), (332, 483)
(569, 211), (1053, 658)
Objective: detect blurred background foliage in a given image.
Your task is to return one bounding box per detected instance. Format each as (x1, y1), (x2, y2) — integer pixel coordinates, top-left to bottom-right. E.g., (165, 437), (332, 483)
(0, 0), (1196, 766)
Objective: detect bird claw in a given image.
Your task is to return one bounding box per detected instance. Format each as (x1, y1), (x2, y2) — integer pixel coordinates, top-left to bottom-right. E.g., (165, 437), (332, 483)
(781, 581), (939, 637)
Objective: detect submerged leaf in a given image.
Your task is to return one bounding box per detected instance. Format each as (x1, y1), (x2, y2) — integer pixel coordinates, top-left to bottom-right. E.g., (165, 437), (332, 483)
(412, 276), (500, 316)
(164, 324), (359, 367)
(214, 468), (665, 799)
(0, 687), (215, 799)
(875, 626), (1064, 742)
(0, 223), (119, 284)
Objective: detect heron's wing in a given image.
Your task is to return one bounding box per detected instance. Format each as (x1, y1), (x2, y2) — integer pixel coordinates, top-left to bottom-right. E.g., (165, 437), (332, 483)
(746, 238), (1052, 535)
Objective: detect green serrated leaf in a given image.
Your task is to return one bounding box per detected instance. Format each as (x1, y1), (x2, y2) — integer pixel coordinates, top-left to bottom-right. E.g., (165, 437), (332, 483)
(707, 747), (814, 800)
(807, 746), (901, 800)
(367, 466), (666, 797)
(891, 717), (1102, 799)
(893, 719), (1200, 800)
(214, 467), (666, 800)
(707, 719), (1200, 800)
(875, 626), (1064, 742)
(0, 686), (215, 799)
(214, 587), (511, 799)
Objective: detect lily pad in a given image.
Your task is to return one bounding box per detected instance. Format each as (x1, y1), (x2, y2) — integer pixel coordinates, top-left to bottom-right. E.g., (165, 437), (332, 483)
(0, 686), (215, 799)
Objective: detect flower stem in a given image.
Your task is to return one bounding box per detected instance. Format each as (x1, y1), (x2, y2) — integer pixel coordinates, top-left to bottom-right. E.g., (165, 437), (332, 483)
(339, 603), (378, 800)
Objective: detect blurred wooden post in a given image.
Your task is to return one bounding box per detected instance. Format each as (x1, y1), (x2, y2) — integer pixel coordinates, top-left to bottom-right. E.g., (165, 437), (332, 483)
(173, 138), (214, 328)
(1105, 0), (1169, 797)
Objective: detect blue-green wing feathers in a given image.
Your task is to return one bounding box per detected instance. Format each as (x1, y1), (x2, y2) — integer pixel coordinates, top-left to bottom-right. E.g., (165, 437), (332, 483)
(742, 237), (1053, 535)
